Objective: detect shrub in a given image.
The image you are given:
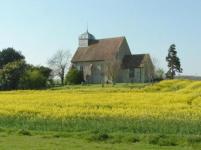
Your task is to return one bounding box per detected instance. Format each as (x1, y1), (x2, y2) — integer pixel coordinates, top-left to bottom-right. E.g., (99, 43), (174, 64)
(187, 136), (201, 145)
(148, 135), (161, 145)
(65, 68), (84, 85)
(154, 68), (165, 82)
(98, 133), (110, 141)
(126, 136), (140, 143)
(158, 138), (177, 146)
(87, 133), (110, 142)
(18, 129), (32, 136)
(19, 69), (46, 89)
(148, 134), (177, 146)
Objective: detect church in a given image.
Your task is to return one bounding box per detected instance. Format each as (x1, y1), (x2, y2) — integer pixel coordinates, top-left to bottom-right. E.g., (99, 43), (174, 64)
(71, 31), (154, 83)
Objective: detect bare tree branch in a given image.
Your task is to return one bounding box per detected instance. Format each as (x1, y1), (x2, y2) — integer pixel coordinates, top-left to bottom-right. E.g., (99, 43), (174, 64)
(105, 58), (121, 85)
(48, 50), (71, 85)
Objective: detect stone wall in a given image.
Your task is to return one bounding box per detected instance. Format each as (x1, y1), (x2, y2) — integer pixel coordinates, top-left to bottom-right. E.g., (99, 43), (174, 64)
(118, 38), (132, 61)
(143, 55), (155, 82)
(73, 61), (107, 84)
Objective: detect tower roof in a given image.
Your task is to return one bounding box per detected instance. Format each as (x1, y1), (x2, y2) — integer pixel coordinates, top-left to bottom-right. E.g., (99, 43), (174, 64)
(79, 30), (95, 40)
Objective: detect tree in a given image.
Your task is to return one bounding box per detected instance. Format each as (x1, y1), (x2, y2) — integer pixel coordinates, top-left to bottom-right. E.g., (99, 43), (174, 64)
(0, 47), (25, 69)
(38, 66), (52, 79)
(166, 44), (183, 79)
(151, 57), (164, 81)
(38, 66), (53, 86)
(19, 66), (52, 89)
(48, 50), (71, 85)
(106, 58), (121, 85)
(65, 67), (84, 85)
(154, 68), (165, 81)
(0, 60), (26, 90)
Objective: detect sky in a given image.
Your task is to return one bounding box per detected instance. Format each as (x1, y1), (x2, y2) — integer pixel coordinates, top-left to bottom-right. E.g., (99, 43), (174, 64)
(0, 0), (201, 76)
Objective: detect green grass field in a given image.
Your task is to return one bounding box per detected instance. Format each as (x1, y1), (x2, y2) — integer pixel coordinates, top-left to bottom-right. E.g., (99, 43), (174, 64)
(0, 80), (201, 149)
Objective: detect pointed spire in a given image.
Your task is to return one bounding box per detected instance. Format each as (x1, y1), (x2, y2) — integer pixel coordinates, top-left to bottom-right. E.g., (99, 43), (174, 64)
(86, 22), (88, 33)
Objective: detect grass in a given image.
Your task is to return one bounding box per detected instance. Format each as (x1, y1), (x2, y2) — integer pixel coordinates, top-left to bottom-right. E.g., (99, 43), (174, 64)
(0, 135), (192, 150)
(0, 79), (201, 149)
(0, 129), (200, 150)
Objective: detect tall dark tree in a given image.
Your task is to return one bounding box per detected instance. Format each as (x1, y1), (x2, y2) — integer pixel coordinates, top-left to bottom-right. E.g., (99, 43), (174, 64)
(0, 48), (25, 69)
(166, 44), (183, 79)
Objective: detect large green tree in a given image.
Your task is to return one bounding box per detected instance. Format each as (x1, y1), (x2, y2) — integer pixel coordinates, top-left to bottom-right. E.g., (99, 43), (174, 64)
(0, 48), (53, 90)
(0, 48), (24, 69)
(166, 44), (183, 79)
(0, 60), (26, 90)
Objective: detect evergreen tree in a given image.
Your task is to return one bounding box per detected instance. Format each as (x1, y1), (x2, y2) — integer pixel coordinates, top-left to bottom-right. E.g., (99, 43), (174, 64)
(166, 44), (183, 79)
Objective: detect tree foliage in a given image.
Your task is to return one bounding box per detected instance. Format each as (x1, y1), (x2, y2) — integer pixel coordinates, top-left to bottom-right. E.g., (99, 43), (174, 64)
(0, 60), (26, 90)
(0, 48), (52, 90)
(166, 44), (183, 79)
(19, 66), (52, 89)
(0, 47), (25, 69)
(65, 67), (84, 85)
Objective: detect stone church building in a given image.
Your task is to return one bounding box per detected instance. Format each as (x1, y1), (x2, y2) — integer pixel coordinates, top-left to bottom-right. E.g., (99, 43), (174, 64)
(71, 31), (154, 83)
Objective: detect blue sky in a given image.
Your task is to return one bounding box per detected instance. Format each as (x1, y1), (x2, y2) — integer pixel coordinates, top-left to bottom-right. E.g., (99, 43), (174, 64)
(0, 0), (201, 75)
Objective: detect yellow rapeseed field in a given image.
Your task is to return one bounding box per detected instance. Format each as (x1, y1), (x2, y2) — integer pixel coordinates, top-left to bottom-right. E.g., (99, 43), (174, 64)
(0, 80), (200, 134)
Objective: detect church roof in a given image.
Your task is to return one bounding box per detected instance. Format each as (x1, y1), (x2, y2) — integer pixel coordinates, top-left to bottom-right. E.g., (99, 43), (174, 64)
(122, 54), (149, 68)
(72, 37), (125, 62)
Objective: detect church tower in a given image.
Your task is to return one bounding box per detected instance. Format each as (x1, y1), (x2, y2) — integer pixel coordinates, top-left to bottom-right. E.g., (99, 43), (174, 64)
(79, 30), (96, 47)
